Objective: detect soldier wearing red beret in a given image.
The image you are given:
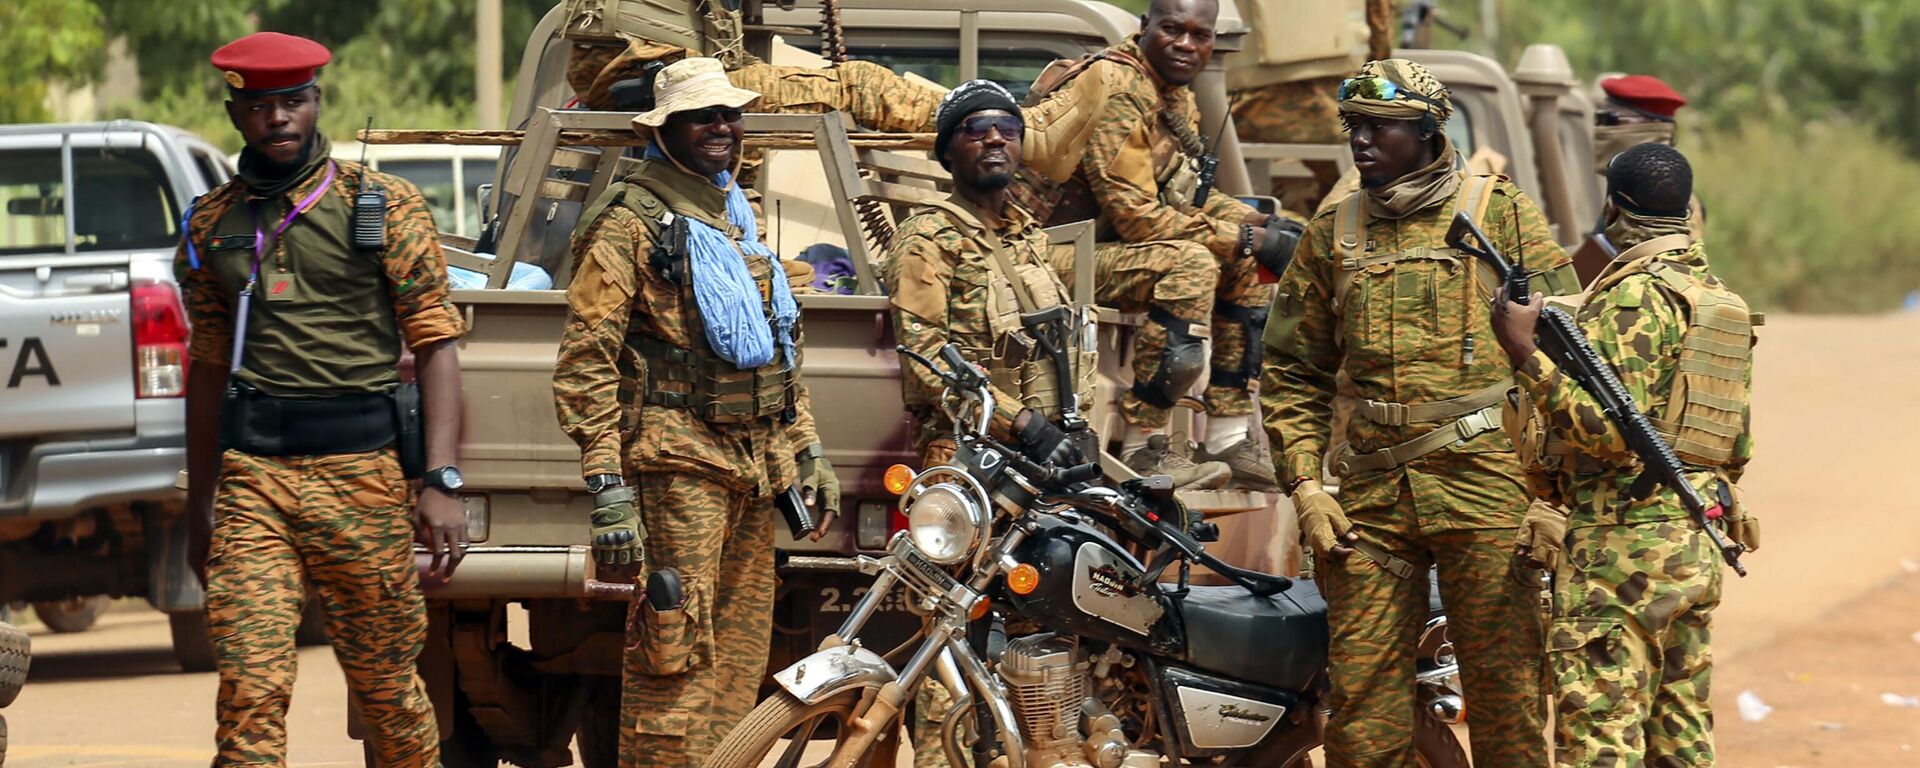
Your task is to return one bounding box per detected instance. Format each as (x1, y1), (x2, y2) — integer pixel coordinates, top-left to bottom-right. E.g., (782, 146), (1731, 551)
(1573, 73), (1707, 282)
(178, 31), (467, 768)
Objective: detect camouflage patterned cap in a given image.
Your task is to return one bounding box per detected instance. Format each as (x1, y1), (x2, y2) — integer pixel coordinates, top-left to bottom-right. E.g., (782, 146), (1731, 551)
(1337, 58), (1453, 124)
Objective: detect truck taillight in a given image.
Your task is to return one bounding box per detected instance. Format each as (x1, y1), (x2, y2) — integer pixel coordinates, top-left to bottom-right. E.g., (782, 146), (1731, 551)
(132, 282), (189, 398)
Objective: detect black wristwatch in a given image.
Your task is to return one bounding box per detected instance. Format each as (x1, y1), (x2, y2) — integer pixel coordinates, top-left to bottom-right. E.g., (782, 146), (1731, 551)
(585, 473), (625, 494)
(424, 465), (465, 493)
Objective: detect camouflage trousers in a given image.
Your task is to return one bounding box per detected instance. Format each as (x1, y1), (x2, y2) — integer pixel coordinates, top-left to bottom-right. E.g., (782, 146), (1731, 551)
(620, 471), (777, 768)
(205, 448), (436, 768)
(1231, 78), (1347, 216)
(1551, 516), (1722, 768)
(1049, 240), (1267, 427)
(1317, 482), (1547, 768)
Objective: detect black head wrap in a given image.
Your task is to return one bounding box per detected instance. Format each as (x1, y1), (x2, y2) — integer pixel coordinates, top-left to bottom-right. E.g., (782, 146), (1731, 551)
(934, 79), (1020, 168)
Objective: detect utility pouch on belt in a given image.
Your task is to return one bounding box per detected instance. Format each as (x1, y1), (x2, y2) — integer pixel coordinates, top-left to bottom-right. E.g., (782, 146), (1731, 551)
(393, 382), (426, 478)
(220, 382), (398, 458)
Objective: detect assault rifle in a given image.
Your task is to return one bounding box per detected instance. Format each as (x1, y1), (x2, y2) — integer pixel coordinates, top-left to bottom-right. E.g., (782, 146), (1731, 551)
(1446, 212), (1747, 576)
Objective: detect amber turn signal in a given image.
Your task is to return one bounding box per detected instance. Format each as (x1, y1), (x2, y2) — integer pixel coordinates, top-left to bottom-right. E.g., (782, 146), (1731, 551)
(883, 464), (916, 495)
(969, 599), (989, 620)
(1007, 563), (1040, 595)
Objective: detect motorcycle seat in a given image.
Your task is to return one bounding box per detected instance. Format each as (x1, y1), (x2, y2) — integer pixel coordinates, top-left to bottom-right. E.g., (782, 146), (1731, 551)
(1177, 580), (1329, 692)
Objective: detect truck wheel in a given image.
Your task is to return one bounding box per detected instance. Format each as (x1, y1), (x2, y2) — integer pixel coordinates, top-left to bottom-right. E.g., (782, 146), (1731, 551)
(296, 603), (329, 647)
(576, 676), (622, 768)
(168, 611), (217, 673)
(32, 596), (109, 633)
(437, 691), (502, 768)
(0, 622), (28, 708)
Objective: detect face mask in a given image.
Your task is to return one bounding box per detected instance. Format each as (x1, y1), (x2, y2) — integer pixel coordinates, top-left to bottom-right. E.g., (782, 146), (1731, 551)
(1593, 122), (1677, 175)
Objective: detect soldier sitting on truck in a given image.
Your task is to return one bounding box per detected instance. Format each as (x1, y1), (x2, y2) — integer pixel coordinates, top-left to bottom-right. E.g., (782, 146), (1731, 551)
(1007, 0), (1299, 491)
(551, 57), (842, 768)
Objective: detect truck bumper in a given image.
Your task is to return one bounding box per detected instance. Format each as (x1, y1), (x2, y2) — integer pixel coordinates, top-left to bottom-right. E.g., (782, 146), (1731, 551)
(0, 433), (184, 518)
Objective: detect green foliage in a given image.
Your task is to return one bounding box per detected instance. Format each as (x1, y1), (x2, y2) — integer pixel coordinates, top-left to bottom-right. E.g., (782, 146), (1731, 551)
(1692, 121), (1920, 314)
(0, 0), (108, 122)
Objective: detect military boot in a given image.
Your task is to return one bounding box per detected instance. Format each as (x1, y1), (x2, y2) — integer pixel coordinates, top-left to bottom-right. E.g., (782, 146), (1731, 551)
(1195, 438), (1282, 491)
(1123, 435), (1231, 490)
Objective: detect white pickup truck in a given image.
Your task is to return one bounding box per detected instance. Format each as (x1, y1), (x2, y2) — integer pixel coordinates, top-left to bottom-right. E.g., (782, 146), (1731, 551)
(0, 121), (324, 669)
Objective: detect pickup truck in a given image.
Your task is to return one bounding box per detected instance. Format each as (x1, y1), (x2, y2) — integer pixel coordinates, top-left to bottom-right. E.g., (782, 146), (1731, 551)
(0, 121), (321, 670)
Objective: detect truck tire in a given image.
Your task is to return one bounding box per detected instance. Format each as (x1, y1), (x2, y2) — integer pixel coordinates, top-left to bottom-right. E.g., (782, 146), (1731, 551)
(169, 611), (217, 673)
(576, 677), (621, 768)
(32, 596), (109, 633)
(0, 622), (28, 708)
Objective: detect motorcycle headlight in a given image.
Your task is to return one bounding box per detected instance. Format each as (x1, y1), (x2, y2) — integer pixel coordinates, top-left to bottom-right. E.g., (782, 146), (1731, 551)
(905, 483), (985, 565)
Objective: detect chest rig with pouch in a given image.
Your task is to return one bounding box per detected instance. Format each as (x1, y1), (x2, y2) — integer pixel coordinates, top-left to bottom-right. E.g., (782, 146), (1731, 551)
(920, 198), (1095, 422)
(1326, 175), (1574, 476)
(1013, 49), (1210, 229)
(584, 180), (798, 425)
(1528, 235), (1757, 483)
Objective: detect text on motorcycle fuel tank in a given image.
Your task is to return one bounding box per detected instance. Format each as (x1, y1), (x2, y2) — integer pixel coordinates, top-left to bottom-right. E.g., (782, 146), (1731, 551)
(1071, 542), (1167, 634)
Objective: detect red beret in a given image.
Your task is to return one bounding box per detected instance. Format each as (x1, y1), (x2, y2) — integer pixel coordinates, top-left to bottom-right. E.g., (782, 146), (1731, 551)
(1600, 74), (1686, 118)
(211, 32), (331, 95)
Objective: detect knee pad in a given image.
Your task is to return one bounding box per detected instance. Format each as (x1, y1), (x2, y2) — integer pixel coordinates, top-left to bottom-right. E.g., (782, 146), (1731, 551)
(1131, 307), (1208, 409)
(1210, 302), (1270, 389)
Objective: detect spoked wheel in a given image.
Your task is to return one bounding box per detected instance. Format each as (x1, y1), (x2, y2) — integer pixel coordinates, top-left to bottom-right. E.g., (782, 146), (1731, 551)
(704, 689), (874, 768)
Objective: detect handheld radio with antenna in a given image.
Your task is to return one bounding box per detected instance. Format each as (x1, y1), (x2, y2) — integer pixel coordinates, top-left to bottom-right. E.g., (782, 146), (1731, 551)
(351, 116), (387, 251)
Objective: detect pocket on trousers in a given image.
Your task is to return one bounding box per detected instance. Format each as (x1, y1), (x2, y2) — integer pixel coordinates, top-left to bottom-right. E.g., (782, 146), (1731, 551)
(629, 585), (709, 677)
(1548, 617), (1638, 715)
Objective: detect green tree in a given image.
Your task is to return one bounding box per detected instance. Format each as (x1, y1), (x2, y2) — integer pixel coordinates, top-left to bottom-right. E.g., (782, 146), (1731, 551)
(0, 0), (108, 122)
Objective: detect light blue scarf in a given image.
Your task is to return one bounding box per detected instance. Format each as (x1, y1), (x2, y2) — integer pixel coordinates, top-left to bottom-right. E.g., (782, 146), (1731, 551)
(646, 144), (797, 369)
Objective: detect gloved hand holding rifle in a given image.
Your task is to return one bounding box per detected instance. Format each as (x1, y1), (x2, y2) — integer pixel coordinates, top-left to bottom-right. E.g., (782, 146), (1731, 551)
(1455, 212), (1746, 576)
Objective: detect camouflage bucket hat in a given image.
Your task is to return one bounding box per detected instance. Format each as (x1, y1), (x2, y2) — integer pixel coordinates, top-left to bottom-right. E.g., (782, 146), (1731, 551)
(632, 57), (760, 128)
(1338, 58), (1453, 124)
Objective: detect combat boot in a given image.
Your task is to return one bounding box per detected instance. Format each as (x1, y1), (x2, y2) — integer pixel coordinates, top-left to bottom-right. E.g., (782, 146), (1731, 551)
(1124, 435), (1231, 490)
(1195, 438), (1281, 491)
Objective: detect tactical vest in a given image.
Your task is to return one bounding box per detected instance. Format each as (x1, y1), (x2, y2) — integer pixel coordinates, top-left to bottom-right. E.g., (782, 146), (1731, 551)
(581, 179), (798, 425)
(918, 198), (1094, 421)
(1325, 176), (1579, 476)
(1012, 49), (1205, 228)
(561, 0), (746, 67)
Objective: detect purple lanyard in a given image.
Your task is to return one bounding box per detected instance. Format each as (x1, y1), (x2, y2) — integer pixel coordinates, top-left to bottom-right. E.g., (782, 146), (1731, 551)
(230, 161), (338, 372)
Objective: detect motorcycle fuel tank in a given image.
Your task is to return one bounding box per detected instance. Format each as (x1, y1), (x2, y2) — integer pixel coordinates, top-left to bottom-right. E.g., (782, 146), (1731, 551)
(1005, 516), (1168, 648)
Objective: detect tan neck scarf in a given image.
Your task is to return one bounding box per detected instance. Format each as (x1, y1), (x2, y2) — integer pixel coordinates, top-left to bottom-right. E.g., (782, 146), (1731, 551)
(1365, 139), (1460, 220)
(1604, 205), (1693, 251)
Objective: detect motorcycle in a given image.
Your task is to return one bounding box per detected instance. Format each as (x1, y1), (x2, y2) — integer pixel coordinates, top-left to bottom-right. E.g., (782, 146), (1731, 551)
(704, 344), (1469, 768)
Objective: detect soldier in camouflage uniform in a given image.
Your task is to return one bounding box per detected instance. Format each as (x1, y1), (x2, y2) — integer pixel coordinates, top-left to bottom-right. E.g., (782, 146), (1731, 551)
(885, 80), (1096, 768)
(1260, 59), (1579, 767)
(552, 58), (841, 768)
(1493, 143), (1758, 768)
(176, 33), (467, 767)
(1011, 0), (1301, 490)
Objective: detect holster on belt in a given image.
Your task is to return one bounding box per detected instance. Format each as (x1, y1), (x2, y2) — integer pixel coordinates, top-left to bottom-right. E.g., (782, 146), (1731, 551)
(220, 381), (401, 460)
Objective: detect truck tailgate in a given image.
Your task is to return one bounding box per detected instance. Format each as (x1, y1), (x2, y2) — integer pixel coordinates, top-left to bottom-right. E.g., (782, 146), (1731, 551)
(0, 255), (138, 438)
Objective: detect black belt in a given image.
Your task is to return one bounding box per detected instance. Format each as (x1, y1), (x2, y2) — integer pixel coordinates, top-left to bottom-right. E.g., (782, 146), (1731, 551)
(221, 383), (398, 458)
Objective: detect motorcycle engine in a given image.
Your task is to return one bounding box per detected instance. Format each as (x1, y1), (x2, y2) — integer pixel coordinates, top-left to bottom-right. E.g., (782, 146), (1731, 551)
(999, 635), (1157, 768)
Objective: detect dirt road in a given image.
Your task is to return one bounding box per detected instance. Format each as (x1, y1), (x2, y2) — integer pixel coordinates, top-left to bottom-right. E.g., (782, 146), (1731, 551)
(3, 312), (1916, 766)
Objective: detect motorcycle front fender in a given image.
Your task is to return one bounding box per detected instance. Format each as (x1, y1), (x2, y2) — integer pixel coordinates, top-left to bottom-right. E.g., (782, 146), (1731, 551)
(773, 644), (898, 705)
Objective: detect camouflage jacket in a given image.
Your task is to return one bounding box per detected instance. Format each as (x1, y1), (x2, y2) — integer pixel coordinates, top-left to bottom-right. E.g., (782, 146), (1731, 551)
(1261, 175), (1569, 526)
(554, 160), (819, 495)
(1517, 240), (1754, 524)
(884, 196), (1058, 449)
(1016, 37), (1266, 255)
(174, 157), (464, 396)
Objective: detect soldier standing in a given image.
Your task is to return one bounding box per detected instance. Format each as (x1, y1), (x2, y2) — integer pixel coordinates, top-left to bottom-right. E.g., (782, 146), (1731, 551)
(176, 32), (467, 767)
(1493, 143), (1758, 767)
(552, 57), (841, 768)
(885, 81), (1090, 469)
(1260, 58), (1578, 767)
(1592, 74), (1706, 238)
(1012, 0), (1299, 490)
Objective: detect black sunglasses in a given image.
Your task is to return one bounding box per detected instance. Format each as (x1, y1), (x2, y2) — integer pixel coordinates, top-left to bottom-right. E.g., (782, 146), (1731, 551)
(960, 114), (1022, 140)
(681, 107), (744, 125)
